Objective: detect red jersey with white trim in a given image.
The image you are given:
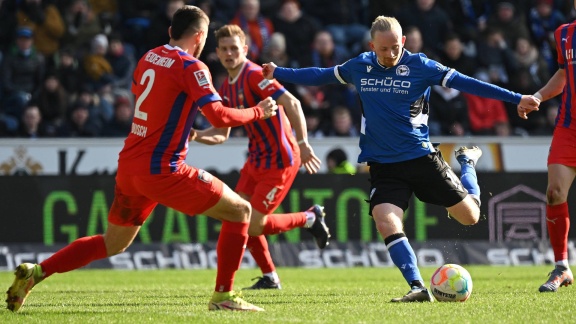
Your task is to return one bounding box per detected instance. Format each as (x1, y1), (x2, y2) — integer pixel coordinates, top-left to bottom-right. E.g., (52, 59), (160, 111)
(555, 21), (576, 130)
(118, 45), (221, 175)
(219, 60), (297, 169)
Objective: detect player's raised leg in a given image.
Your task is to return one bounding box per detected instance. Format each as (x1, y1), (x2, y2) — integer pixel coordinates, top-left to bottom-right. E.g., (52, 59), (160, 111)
(445, 146), (482, 226)
(257, 204), (330, 249)
(238, 163), (330, 290)
(455, 146), (482, 206)
(243, 204), (330, 290)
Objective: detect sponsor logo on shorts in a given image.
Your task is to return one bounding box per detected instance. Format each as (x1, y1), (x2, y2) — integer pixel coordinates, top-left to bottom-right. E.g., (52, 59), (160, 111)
(198, 169), (213, 183)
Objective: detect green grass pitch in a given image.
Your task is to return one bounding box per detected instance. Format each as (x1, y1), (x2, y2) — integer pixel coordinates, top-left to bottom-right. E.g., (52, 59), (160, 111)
(1, 266), (574, 323)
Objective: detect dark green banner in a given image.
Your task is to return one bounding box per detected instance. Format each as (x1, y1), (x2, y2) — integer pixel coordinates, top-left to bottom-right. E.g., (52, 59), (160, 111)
(1, 173), (574, 244)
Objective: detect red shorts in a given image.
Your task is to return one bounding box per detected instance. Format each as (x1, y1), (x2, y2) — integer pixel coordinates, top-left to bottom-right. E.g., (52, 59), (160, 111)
(109, 164), (223, 226)
(548, 126), (576, 167)
(235, 159), (300, 214)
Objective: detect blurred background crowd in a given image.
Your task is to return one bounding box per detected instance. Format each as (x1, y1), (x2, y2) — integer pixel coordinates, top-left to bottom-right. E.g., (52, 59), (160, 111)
(0, 0), (573, 139)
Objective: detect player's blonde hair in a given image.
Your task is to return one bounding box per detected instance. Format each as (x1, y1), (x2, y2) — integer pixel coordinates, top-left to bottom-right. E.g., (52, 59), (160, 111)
(370, 16), (402, 39)
(214, 24), (247, 45)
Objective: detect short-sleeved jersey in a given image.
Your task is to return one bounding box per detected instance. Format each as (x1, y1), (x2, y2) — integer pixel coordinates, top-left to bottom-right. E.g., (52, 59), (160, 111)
(219, 60), (297, 169)
(334, 50), (457, 163)
(555, 21), (576, 130)
(117, 45), (222, 175)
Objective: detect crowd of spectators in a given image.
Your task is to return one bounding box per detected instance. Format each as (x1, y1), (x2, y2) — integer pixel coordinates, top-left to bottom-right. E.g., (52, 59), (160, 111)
(0, 0), (574, 139)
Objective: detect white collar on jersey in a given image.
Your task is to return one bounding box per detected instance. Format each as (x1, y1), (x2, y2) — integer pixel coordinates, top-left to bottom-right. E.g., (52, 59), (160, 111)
(163, 44), (184, 52)
(228, 60), (248, 84)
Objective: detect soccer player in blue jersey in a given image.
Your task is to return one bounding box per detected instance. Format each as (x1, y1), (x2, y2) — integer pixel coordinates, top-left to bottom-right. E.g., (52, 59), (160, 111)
(263, 16), (541, 302)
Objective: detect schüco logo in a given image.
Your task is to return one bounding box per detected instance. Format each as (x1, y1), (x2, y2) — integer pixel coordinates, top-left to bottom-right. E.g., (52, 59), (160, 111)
(360, 78), (411, 88)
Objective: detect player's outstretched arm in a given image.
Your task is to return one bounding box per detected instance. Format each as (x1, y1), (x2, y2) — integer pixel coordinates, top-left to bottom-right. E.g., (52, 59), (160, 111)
(189, 127), (230, 145)
(262, 62), (340, 86)
(201, 98), (278, 128)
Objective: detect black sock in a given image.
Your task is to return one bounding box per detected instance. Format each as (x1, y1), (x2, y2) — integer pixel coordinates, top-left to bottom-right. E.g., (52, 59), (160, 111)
(410, 280), (424, 288)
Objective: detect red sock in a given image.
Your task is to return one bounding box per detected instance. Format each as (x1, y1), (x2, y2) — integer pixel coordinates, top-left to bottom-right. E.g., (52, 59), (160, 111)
(247, 235), (275, 274)
(40, 235), (107, 278)
(215, 221), (249, 292)
(262, 212), (307, 235)
(546, 203), (570, 262)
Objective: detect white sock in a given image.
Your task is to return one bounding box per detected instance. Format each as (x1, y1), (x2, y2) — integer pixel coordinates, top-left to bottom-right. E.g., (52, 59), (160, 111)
(556, 260), (569, 269)
(264, 272), (280, 283)
(304, 211), (315, 228)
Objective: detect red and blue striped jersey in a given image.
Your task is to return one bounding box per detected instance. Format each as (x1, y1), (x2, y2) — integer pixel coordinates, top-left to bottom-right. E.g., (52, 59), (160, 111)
(118, 45), (221, 175)
(219, 60), (297, 169)
(555, 22), (576, 129)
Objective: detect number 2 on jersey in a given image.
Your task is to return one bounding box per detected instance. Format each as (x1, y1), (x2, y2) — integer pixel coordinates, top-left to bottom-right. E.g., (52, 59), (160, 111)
(134, 69), (155, 121)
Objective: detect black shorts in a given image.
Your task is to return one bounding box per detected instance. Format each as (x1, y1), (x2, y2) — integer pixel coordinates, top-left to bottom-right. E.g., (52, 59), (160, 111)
(367, 151), (468, 215)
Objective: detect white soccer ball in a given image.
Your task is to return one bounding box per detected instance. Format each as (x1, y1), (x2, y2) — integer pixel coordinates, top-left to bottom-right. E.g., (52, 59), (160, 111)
(430, 263), (473, 302)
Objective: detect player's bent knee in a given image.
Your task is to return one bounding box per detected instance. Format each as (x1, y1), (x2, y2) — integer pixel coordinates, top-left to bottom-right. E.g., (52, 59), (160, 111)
(461, 214), (479, 226)
(461, 207), (480, 225)
(247, 216), (265, 236)
(447, 200), (480, 225)
(247, 226), (263, 236)
(106, 244), (131, 256)
(235, 199), (252, 222)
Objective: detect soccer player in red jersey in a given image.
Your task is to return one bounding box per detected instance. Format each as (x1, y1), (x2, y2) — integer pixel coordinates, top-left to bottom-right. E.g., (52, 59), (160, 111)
(6, 6), (278, 312)
(191, 24), (329, 290)
(521, 0), (576, 293)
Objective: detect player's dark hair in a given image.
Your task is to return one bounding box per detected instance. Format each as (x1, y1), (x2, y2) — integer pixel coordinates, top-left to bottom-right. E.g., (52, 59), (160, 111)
(170, 5), (209, 40)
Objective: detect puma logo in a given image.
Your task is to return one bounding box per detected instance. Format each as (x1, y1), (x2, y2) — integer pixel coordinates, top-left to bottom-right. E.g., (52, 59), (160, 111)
(562, 37), (570, 42)
(547, 217), (558, 224)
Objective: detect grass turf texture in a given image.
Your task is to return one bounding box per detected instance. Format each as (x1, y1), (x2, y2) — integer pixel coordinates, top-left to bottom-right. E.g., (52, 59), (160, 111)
(1, 266), (574, 323)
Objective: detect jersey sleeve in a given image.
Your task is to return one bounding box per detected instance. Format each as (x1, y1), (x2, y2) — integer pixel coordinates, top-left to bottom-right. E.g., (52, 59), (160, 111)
(555, 24), (566, 69)
(248, 69), (286, 100)
(184, 60), (222, 109)
(419, 55), (455, 87)
(335, 59), (355, 84)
